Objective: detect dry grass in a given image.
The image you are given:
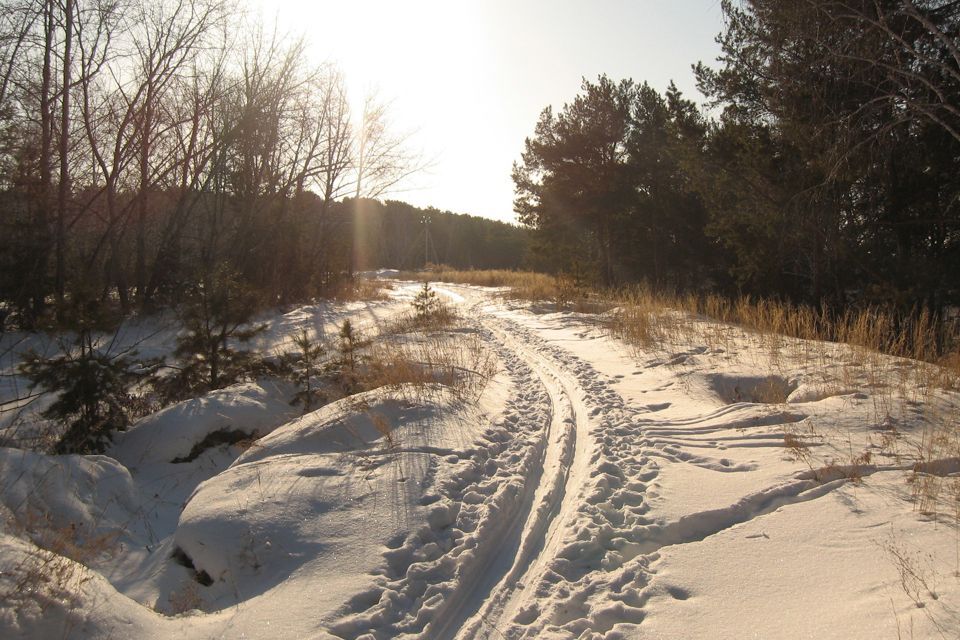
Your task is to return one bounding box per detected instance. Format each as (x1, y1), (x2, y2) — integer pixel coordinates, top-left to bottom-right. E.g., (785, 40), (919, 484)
(327, 277), (391, 302)
(167, 579), (203, 614)
(1, 510), (119, 615)
(782, 430), (814, 465)
(396, 267), (558, 298)
(908, 406), (960, 520)
(396, 267), (614, 312)
(612, 291), (960, 419)
(368, 317), (497, 405)
(752, 377), (793, 404)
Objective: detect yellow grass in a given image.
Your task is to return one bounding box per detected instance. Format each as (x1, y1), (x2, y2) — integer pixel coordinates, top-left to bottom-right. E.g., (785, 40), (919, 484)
(400, 268), (959, 376)
(397, 267), (561, 302)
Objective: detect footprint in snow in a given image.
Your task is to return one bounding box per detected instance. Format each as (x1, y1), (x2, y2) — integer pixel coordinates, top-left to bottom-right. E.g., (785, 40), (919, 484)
(667, 586), (691, 600)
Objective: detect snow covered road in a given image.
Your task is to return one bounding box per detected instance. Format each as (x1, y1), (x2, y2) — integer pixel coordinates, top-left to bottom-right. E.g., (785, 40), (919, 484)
(2, 282), (959, 639)
(411, 284), (959, 639)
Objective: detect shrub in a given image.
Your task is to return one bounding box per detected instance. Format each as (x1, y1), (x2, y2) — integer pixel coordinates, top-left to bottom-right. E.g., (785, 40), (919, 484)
(287, 329), (328, 411)
(20, 328), (149, 454)
(158, 265), (265, 401)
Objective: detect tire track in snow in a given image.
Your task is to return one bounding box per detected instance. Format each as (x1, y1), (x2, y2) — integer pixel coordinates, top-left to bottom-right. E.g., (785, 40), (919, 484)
(328, 313), (556, 639)
(449, 295), (830, 639)
(334, 285), (849, 639)
(448, 308), (592, 640)
(466, 308), (658, 638)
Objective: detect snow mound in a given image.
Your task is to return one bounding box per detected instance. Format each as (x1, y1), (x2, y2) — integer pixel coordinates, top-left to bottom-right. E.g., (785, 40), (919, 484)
(109, 379), (298, 468)
(235, 385), (451, 465)
(0, 531), (167, 639)
(786, 383), (861, 404)
(0, 448), (141, 542)
(169, 384), (461, 613)
(708, 374), (797, 404)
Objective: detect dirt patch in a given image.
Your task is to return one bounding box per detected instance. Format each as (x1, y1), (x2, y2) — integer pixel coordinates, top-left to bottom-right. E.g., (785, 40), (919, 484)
(708, 374), (797, 404)
(170, 428), (258, 463)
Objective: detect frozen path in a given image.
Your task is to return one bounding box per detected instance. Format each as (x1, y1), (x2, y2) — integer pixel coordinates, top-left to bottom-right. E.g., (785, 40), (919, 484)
(3, 283), (957, 640)
(415, 284), (959, 639)
(430, 298), (594, 639)
(441, 290), (661, 638)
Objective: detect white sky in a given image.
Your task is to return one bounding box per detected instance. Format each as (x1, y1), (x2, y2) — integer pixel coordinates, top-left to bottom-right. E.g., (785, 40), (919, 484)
(251, 1), (725, 223)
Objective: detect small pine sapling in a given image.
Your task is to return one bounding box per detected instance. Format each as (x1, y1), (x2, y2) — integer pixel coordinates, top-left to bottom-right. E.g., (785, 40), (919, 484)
(20, 327), (150, 454)
(333, 320), (369, 394)
(412, 281), (449, 326)
(289, 329), (328, 411)
(161, 265), (265, 400)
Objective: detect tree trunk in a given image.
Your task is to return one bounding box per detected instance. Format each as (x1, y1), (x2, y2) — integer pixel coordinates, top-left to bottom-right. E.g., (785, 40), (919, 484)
(56, 0), (73, 308)
(135, 88), (154, 307)
(34, 0), (54, 320)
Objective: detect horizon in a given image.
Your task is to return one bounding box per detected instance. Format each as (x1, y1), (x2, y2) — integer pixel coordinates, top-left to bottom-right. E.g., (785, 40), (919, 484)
(252, 0), (725, 223)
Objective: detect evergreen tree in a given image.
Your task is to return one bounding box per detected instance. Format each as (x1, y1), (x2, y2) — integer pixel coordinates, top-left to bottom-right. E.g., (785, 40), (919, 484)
(20, 328), (148, 454)
(412, 282), (441, 322)
(162, 265), (265, 399)
(288, 329), (327, 412)
(694, 0), (960, 309)
(513, 76), (718, 289)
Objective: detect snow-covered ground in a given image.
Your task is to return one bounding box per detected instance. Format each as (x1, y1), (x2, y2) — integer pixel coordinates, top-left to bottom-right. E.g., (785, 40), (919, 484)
(1, 281), (958, 639)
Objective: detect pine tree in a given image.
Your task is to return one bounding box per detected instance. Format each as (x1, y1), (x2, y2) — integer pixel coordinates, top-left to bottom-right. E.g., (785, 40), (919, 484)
(20, 328), (147, 454)
(162, 265), (265, 400)
(412, 281), (441, 322)
(289, 329), (327, 411)
(334, 320), (367, 394)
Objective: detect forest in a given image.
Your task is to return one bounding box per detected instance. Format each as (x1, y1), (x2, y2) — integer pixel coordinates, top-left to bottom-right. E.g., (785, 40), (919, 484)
(2, 0), (955, 332)
(349, 199), (529, 273)
(514, 0), (959, 317)
(1, 2), (959, 637)
(0, 0), (528, 332)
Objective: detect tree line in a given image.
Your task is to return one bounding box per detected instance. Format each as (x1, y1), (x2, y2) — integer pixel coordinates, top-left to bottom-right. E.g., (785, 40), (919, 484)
(514, 0), (959, 315)
(348, 198), (528, 272)
(0, 0), (424, 329)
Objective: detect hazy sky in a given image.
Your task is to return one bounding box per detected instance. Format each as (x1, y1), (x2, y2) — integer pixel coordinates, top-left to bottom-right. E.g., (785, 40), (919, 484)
(252, 1), (725, 223)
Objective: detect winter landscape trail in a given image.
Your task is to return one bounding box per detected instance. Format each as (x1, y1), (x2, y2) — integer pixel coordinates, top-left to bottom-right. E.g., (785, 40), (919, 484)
(428, 289), (595, 639)
(2, 281), (959, 640)
(403, 283), (960, 639)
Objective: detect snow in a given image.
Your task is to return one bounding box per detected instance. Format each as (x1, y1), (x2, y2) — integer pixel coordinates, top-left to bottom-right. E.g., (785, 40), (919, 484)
(2, 284), (959, 639)
(109, 379), (300, 468)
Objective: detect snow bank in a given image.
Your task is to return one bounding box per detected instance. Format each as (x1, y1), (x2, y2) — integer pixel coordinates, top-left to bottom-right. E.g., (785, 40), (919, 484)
(109, 379), (298, 468)
(5, 285), (959, 639)
(0, 531), (170, 639)
(169, 384), (464, 614)
(0, 448), (141, 543)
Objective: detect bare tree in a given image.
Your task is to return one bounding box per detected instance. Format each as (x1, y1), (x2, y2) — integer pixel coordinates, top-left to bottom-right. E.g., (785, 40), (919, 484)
(318, 71), (352, 209)
(128, 0), (228, 305)
(799, 0), (960, 144)
(55, 0), (72, 305)
(0, 0), (429, 318)
(353, 90), (424, 200)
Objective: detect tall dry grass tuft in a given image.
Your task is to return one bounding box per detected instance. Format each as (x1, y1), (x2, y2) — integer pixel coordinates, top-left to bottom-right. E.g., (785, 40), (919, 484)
(607, 285), (673, 350)
(611, 289), (959, 374)
(327, 277), (390, 302)
(370, 314), (497, 405)
(1, 510), (119, 616)
(395, 267), (605, 310)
